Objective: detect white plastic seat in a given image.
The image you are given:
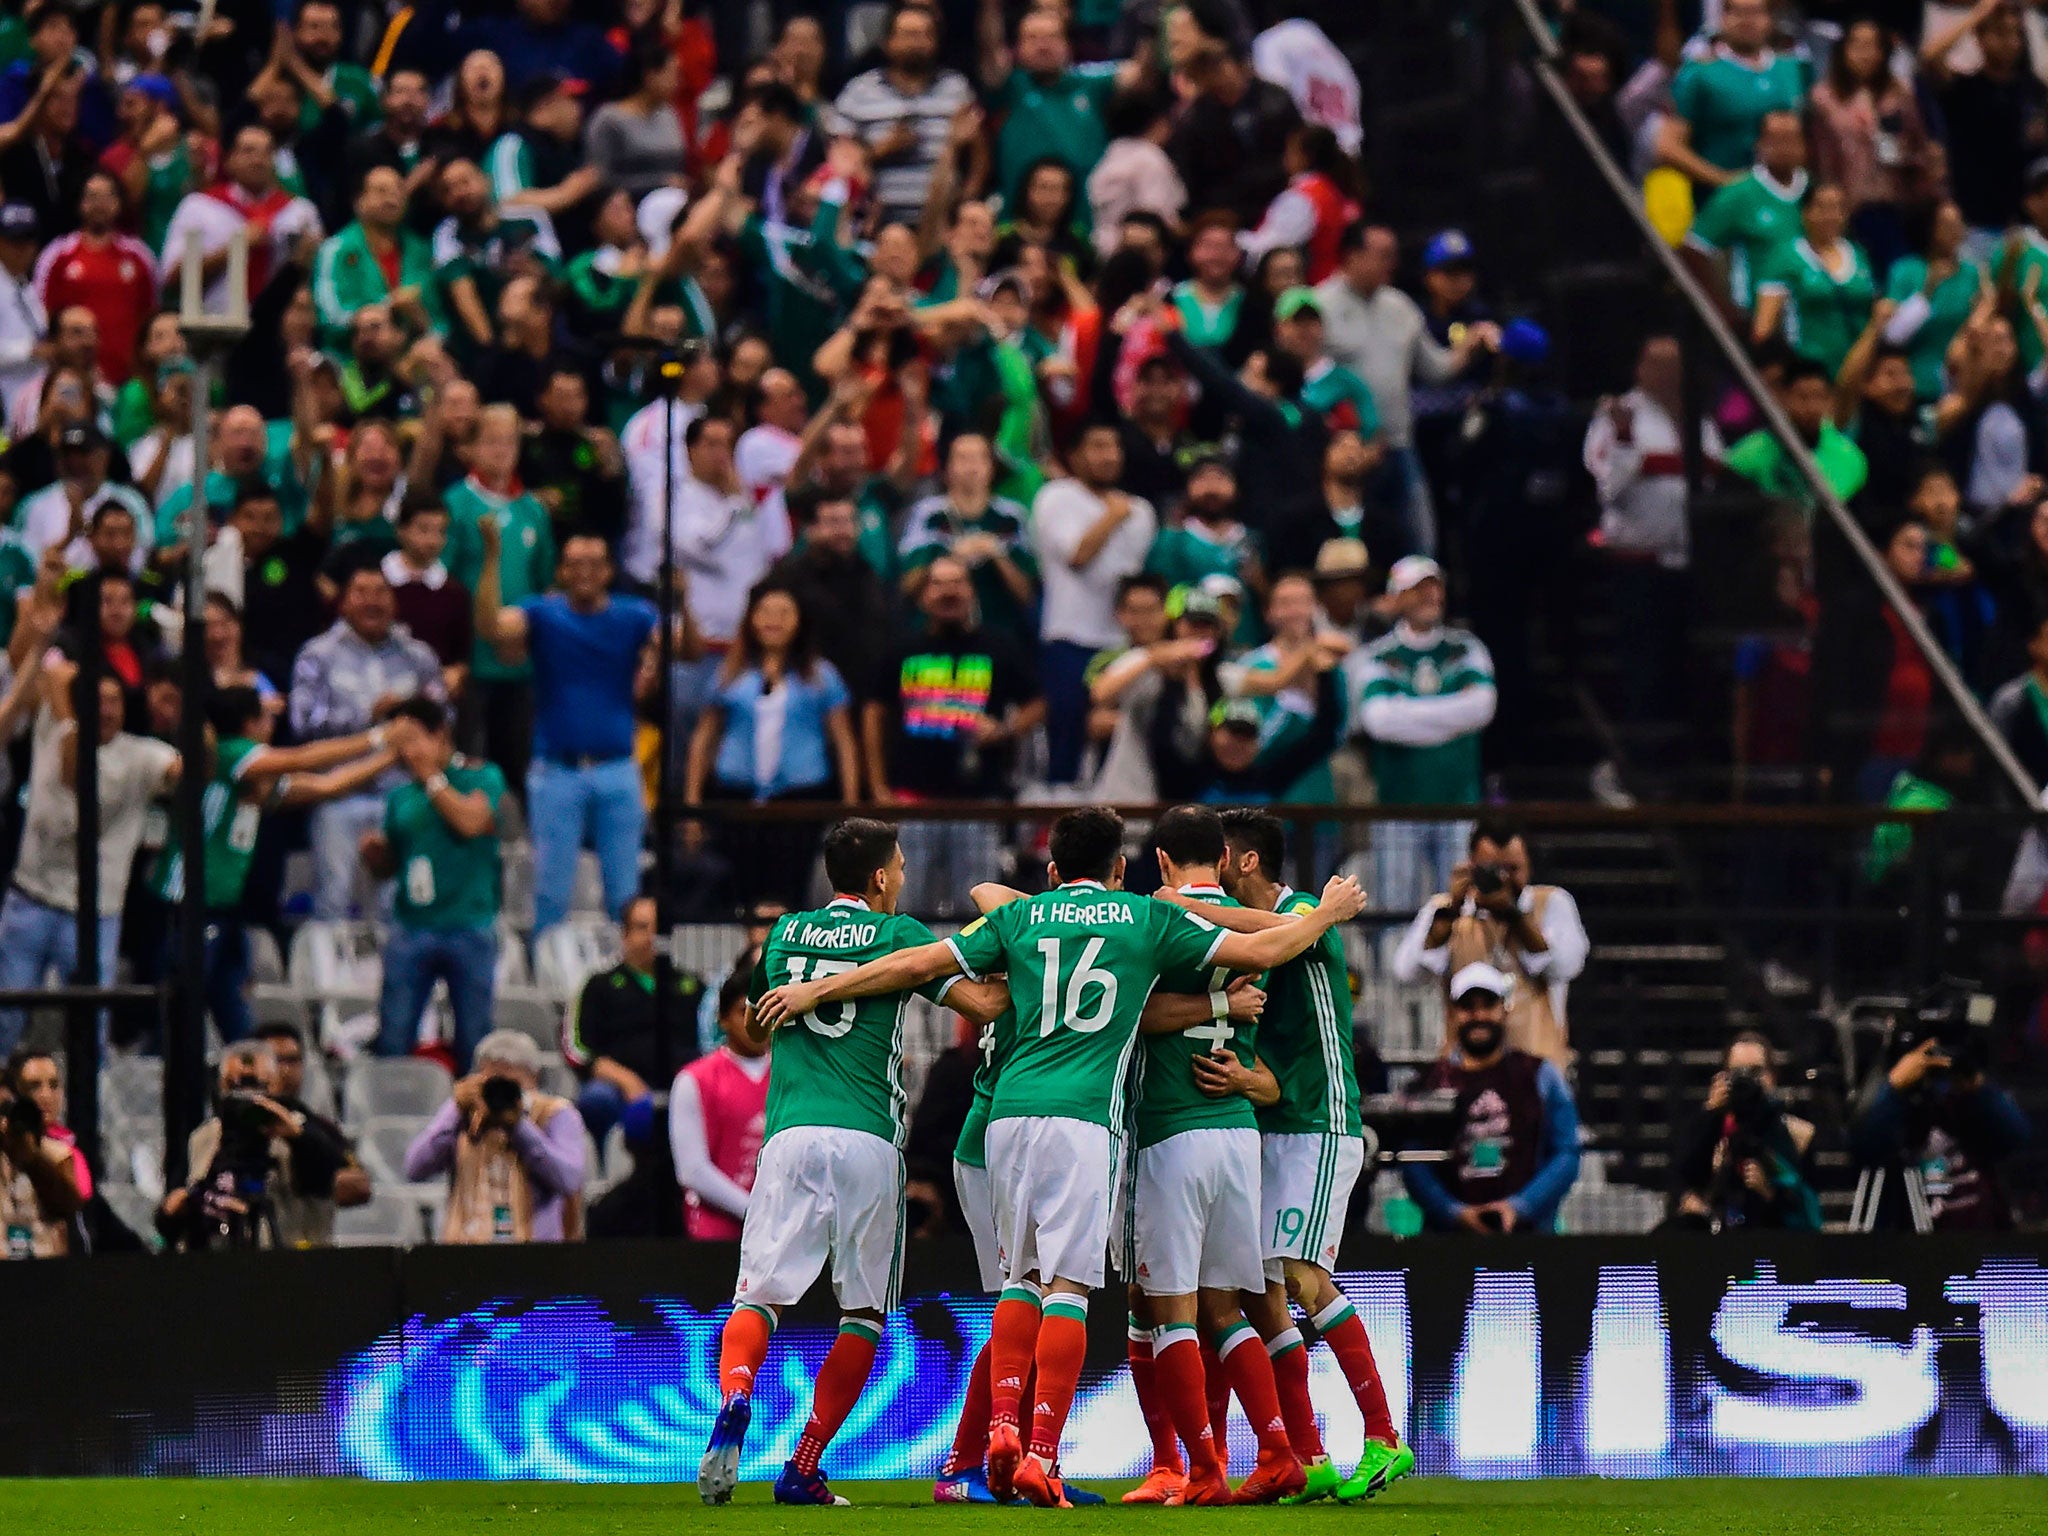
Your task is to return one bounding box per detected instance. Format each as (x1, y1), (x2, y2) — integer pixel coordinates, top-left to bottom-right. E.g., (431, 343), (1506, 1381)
(334, 1192), (424, 1247)
(343, 1055), (452, 1126)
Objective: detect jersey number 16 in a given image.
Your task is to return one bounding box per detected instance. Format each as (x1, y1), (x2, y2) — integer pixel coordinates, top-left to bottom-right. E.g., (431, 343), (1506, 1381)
(1035, 936), (1119, 1036)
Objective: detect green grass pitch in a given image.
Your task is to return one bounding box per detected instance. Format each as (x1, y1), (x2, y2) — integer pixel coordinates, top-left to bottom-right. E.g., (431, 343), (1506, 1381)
(0, 1478), (2038, 1535)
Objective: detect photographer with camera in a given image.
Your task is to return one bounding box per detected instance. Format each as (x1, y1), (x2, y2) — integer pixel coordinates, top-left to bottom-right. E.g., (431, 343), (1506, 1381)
(155, 1040), (358, 1251)
(1391, 817), (1587, 1070)
(1403, 963), (1581, 1234)
(1668, 1032), (1821, 1232)
(1850, 992), (2032, 1231)
(0, 1047), (90, 1257)
(403, 1029), (587, 1243)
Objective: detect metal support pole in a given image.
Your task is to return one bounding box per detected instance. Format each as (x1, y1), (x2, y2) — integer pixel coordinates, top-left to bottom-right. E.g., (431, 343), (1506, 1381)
(166, 353), (216, 1186)
(67, 572), (102, 1182)
(1677, 307), (1707, 500)
(652, 365), (679, 1089)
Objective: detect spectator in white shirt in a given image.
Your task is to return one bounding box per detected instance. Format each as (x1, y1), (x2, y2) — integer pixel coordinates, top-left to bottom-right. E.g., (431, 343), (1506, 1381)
(619, 343), (718, 575)
(0, 203), (46, 424)
(735, 366), (808, 546)
(1029, 421), (1156, 784)
(1390, 817), (1589, 1071)
(16, 424), (151, 570)
(1314, 222), (1495, 558)
(1582, 334), (1722, 797)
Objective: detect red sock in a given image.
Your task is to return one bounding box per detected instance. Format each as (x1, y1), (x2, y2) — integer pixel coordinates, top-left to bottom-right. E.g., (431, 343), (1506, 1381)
(1313, 1298), (1397, 1445)
(1128, 1316), (1184, 1475)
(792, 1319), (881, 1475)
(988, 1285), (1043, 1432)
(946, 1342), (993, 1475)
(1215, 1320), (1291, 1456)
(1199, 1340), (1233, 1473)
(1152, 1325), (1222, 1476)
(718, 1302), (775, 1399)
(1025, 1296), (1091, 1464)
(1266, 1328), (1325, 1460)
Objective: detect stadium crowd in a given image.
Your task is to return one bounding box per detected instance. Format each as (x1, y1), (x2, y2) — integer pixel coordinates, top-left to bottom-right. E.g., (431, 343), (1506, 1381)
(0, 0), (2044, 1252)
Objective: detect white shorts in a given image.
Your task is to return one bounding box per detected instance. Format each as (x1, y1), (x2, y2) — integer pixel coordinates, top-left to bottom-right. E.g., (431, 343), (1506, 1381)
(1260, 1132), (1366, 1280)
(954, 1157), (1003, 1292)
(987, 1115), (1116, 1290)
(736, 1125), (904, 1312)
(1130, 1127), (1266, 1297)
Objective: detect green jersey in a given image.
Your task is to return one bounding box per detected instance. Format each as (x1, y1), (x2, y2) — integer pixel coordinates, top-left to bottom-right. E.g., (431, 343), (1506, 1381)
(1172, 282), (1243, 349)
(1669, 46), (1810, 173)
(1255, 886), (1361, 1137)
(1301, 360), (1382, 438)
(953, 1006), (1015, 1170)
(948, 881), (1227, 1130)
(1757, 237), (1877, 377)
(307, 61), (382, 134)
(991, 65), (1116, 214)
(1351, 623), (1494, 805)
(385, 759), (506, 932)
(1886, 254), (1985, 400)
(753, 898), (956, 1146)
(1687, 167), (1805, 310)
(150, 736), (265, 909)
(443, 477), (556, 682)
(155, 422), (309, 542)
(1146, 520), (1260, 646)
(898, 495), (1038, 641)
(1133, 886), (1261, 1150)
(312, 221), (437, 349)
(2000, 228), (2048, 374)
(1725, 422), (1868, 507)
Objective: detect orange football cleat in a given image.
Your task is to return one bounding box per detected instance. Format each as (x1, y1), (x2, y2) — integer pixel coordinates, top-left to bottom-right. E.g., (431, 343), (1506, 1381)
(1014, 1458), (1071, 1508)
(985, 1423), (1023, 1502)
(1179, 1468), (1236, 1506)
(1121, 1468), (1188, 1504)
(1234, 1450), (1308, 1504)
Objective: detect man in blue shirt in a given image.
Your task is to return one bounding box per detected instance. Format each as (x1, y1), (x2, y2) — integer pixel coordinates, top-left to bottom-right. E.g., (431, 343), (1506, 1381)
(1403, 963), (1581, 1233)
(475, 524), (657, 937)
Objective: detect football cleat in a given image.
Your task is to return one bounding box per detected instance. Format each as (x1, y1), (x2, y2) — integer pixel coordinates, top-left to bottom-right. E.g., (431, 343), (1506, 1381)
(1336, 1439), (1416, 1503)
(1234, 1449), (1307, 1504)
(1179, 1467), (1236, 1506)
(1013, 1457), (1071, 1508)
(932, 1467), (1002, 1504)
(696, 1391), (751, 1505)
(1279, 1457), (1343, 1505)
(1121, 1468), (1188, 1504)
(985, 1422), (1024, 1501)
(1063, 1482), (1106, 1506)
(773, 1461), (851, 1506)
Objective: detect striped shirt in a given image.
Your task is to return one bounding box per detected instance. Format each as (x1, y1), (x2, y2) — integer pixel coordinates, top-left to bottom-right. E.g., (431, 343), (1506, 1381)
(829, 66), (977, 224)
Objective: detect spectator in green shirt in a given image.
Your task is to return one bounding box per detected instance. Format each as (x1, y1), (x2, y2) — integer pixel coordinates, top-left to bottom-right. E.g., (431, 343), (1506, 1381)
(980, 6), (1127, 217)
(1725, 354), (1870, 507)
(1886, 200), (1985, 403)
(1658, 0), (1810, 188)
(1752, 182), (1878, 379)
(290, 0), (382, 132)
(362, 694), (507, 1069)
(1684, 109), (1809, 314)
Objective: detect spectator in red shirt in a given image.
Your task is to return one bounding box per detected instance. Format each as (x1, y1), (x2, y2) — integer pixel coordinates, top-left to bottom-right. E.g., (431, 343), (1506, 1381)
(382, 500), (473, 695)
(31, 171), (156, 383)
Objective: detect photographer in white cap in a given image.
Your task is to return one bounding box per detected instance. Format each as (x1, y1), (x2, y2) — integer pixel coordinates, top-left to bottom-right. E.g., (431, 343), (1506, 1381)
(1347, 553), (1496, 912)
(1401, 962), (1581, 1235)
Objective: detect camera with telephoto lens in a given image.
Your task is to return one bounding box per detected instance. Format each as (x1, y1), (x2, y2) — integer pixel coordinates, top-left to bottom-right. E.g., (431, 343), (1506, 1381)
(1888, 977), (1995, 1078)
(1, 1090), (45, 1144)
(1470, 864), (1508, 898)
(1722, 1066), (1775, 1134)
(480, 1075), (524, 1122)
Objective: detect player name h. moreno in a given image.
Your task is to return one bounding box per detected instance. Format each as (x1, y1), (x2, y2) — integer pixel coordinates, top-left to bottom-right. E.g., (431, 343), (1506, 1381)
(792, 919), (883, 949)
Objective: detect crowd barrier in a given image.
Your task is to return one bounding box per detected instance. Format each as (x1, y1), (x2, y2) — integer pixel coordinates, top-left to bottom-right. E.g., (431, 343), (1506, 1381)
(5, 1233), (2044, 1479)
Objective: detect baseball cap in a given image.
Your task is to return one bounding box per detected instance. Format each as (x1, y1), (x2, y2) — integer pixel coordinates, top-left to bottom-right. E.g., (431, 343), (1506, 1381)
(1176, 586), (1226, 622)
(1313, 537), (1370, 582)
(1182, 444), (1235, 478)
(1209, 698), (1262, 734)
(1499, 317), (1551, 365)
(128, 72), (181, 116)
(1449, 961), (1513, 1002)
(1198, 572), (1245, 606)
(0, 203), (38, 241)
(516, 69), (587, 115)
(1274, 285), (1323, 322)
(1386, 554), (1443, 595)
(1422, 229), (1475, 271)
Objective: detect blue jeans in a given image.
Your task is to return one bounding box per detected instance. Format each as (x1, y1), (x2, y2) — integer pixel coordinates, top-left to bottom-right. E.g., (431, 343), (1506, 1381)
(160, 913), (254, 1043)
(577, 1077), (657, 1148)
(897, 818), (1001, 921)
(1372, 819), (1471, 915)
(528, 756), (648, 937)
(377, 924), (498, 1069)
(0, 888), (121, 1058)
(1378, 445), (1438, 560)
(1040, 638), (1099, 785)
(310, 792), (389, 921)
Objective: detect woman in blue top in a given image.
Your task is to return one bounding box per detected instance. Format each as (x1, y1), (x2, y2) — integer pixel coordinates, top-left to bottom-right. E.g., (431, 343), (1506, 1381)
(683, 581), (859, 909)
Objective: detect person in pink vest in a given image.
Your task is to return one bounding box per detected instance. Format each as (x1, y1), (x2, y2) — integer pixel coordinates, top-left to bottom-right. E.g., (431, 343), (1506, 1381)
(669, 967), (770, 1239)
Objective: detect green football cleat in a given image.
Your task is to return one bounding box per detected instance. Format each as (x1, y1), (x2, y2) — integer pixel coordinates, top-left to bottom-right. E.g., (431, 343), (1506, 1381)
(1336, 1439), (1415, 1503)
(1279, 1457), (1344, 1505)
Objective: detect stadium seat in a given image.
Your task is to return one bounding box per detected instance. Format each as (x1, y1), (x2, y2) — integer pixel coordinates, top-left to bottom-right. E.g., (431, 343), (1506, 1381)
(354, 1115), (431, 1187)
(496, 990), (565, 1053)
(343, 1055), (452, 1126)
(334, 1192), (424, 1247)
(289, 920), (385, 1051)
(101, 1056), (163, 1123)
(535, 1054), (578, 1103)
(534, 916), (622, 1003)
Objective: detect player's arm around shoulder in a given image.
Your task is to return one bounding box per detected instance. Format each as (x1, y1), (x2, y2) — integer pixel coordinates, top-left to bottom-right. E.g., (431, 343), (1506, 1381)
(969, 881), (1027, 914)
(1210, 875), (1366, 973)
(753, 936), (968, 1029)
(1151, 887), (1296, 933)
(1140, 976), (1265, 1035)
